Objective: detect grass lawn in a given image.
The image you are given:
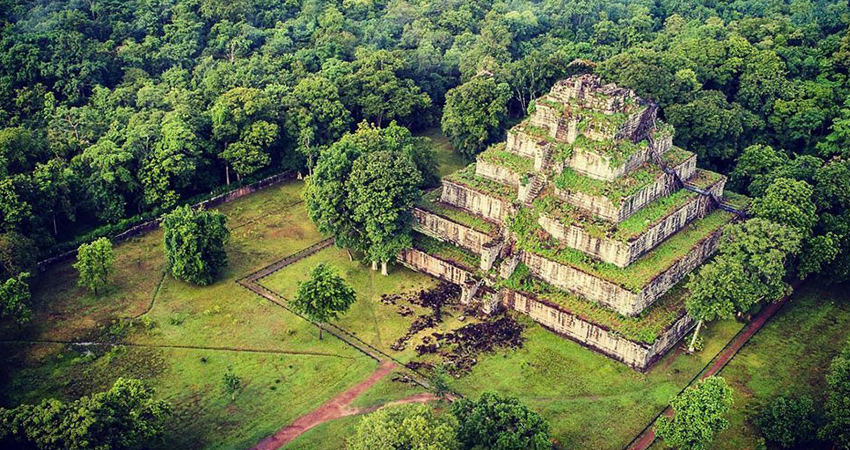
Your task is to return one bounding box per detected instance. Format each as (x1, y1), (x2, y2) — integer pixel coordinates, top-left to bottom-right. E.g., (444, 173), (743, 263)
(418, 127), (467, 177)
(708, 282), (850, 450)
(259, 245), (472, 363)
(0, 181), (380, 450)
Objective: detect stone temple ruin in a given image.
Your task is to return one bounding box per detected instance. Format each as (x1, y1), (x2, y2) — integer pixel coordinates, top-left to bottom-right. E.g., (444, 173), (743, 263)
(400, 74), (749, 371)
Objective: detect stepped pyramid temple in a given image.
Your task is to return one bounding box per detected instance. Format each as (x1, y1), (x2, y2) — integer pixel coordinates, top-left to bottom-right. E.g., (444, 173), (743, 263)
(401, 74), (749, 371)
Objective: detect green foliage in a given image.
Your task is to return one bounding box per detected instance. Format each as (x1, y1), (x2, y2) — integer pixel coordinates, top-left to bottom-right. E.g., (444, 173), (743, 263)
(751, 178), (817, 234)
(656, 376), (734, 450)
(477, 144), (534, 174)
(73, 237), (114, 295)
(0, 231), (36, 279)
(553, 164), (659, 205)
(0, 271), (31, 326)
(417, 190), (496, 235)
(442, 75), (511, 159)
(819, 339), (850, 449)
(222, 367), (242, 400)
(305, 122), (428, 260)
(687, 218), (802, 323)
(0, 378), (172, 450)
(443, 164), (517, 200)
(292, 263), (357, 334)
(756, 395), (817, 449)
(348, 404), (459, 450)
(452, 391), (550, 450)
(162, 205), (230, 286)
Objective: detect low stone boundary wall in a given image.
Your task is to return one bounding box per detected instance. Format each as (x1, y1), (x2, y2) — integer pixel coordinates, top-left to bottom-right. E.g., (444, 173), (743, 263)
(412, 208), (493, 255)
(398, 248), (473, 286)
(520, 228), (722, 317)
(501, 289), (694, 371)
(440, 180), (514, 222)
(37, 172), (294, 271)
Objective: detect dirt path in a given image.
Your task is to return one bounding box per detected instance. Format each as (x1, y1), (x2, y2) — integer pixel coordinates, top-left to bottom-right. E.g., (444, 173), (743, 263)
(248, 360), (441, 450)
(625, 280), (803, 450)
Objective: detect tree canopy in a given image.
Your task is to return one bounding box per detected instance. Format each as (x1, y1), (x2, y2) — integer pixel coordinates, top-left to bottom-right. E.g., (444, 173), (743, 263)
(162, 205), (230, 286)
(656, 376), (734, 450)
(291, 263), (357, 340)
(451, 391), (551, 450)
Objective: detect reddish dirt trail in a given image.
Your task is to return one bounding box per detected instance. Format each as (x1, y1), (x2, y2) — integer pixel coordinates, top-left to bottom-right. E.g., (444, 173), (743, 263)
(248, 360), (441, 450)
(626, 280), (802, 450)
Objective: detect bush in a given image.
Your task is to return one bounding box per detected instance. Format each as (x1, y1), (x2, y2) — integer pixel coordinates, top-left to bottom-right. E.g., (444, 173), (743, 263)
(756, 395), (817, 449)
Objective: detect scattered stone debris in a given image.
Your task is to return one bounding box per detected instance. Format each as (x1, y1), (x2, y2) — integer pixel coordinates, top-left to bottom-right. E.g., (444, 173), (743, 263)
(417, 315), (525, 374)
(387, 282), (461, 351)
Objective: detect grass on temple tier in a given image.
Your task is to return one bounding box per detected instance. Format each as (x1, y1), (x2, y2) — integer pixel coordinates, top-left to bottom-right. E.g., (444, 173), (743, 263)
(417, 190), (498, 235)
(410, 231), (480, 270)
(659, 147), (694, 167)
(498, 264), (687, 344)
(477, 142), (535, 174)
(688, 168), (726, 190)
(443, 163), (518, 201)
(553, 164), (661, 205)
(615, 189), (699, 241)
(512, 206), (736, 292)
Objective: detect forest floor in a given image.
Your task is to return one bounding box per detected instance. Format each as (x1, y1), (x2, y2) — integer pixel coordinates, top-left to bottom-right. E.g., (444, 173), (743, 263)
(2, 129), (844, 450)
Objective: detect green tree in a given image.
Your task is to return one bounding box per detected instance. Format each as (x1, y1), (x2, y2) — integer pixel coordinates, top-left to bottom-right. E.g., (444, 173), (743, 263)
(73, 238), (114, 295)
(0, 272), (31, 327)
(291, 263), (356, 340)
(685, 219), (802, 349)
(348, 150), (422, 275)
(162, 205), (230, 286)
(348, 404), (459, 450)
(452, 391), (550, 450)
(751, 178), (817, 234)
(819, 339), (850, 449)
(284, 76), (352, 173)
(0, 378), (172, 450)
(341, 49), (431, 127)
(656, 376), (734, 450)
(210, 87), (276, 183)
(756, 395), (817, 449)
(441, 75), (511, 159)
(141, 116), (201, 210)
(0, 231), (36, 280)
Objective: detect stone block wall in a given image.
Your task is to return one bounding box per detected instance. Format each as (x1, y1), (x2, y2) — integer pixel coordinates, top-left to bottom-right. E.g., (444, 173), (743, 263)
(475, 159), (523, 187)
(538, 191), (715, 267)
(501, 289), (695, 371)
(520, 226), (723, 316)
(506, 129), (548, 158)
(399, 248), (473, 286)
(440, 180), (514, 222)
(412, 208), (494, 255)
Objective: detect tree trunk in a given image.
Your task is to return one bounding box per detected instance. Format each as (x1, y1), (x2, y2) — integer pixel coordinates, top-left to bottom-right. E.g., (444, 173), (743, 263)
(346, 248), (353, 261)
(688, 320), (703, 353)
(236, 172), (241, 182)
(226, 165), (231, 186)
(381, 261), (388, 276)
(371, 261), (378, 271)
(53, 215), (57, 235)
(318, 324), (323, 341)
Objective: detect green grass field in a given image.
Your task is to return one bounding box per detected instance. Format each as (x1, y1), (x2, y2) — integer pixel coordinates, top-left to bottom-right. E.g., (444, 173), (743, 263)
(710, 282), (850, 450)
(3, 130), (832, 450)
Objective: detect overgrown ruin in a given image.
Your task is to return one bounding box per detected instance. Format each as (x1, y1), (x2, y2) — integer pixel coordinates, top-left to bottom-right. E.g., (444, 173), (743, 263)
(401, 75), (750, 371)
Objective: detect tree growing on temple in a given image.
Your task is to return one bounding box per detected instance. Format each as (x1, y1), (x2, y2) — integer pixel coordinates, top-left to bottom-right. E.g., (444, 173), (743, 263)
(656, 376), (734, 450)
(291, 263), (356, 340)
(162, 205), (230, 286)
(74, 237), (114, 295)
(442, 75), (511, 160)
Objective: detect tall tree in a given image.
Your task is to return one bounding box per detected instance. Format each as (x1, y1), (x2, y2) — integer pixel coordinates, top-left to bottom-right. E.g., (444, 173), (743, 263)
(73, 238), (114, 295)
(0, 378), (172, 450)
(656, 376), (734, 450)
(819, 339), (850, 450)
(452, 391), (550, 450)
(349, 404), (459, 450)
(284, 76), (352, 173)
(162, 205), (230, 286)
(442, 75), (511, 160)
(0, 272), (31, 327)
(348, 150), (422, 275)
(291, 263), (356, 340)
